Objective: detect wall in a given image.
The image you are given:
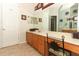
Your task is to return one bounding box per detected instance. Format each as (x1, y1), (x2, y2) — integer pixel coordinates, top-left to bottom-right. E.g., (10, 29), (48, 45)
(41, 4), (61, 31)
(77, 3), (79, 32)
(49, 4), (62, 31)
(18, 3), (35, 43)
(18, 3), (61, 34)
(42, 9), (49, 31)
(25, 4), (62, 32)
(33, 9), (43, 30)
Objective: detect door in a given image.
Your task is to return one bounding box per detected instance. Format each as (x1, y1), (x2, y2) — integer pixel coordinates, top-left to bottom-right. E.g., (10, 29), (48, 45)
(2, 3), (19, 47)
(0, 16), (2, 48)
(50, 16), (57, 31)
(0, 4), (2, 48)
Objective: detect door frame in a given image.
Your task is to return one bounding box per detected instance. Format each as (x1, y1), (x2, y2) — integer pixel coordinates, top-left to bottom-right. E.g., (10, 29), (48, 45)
(49, 16), (57, 31)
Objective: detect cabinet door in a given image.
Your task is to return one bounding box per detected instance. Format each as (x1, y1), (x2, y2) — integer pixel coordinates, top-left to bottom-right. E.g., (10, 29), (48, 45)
(26, 32), (28, 43)
(29, 33), (33, 45)
(26, 32), (30, 44)
(26, 32), (33, 45)
(32, 34), (36, 48)
(33, 34), (39, 49)
(38, 36), (45, 55)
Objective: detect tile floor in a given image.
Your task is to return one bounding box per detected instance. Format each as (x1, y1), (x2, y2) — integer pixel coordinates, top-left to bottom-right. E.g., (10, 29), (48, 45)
(0, 43), (41, 56)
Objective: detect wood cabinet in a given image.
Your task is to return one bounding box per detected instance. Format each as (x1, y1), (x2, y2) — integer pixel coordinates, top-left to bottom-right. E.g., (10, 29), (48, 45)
(26, 32), (48, 55)
(26, 32), (79, 56)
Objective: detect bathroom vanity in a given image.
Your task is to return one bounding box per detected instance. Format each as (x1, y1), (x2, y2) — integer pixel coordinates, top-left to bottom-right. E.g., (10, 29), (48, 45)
(26, 31), (79, 56)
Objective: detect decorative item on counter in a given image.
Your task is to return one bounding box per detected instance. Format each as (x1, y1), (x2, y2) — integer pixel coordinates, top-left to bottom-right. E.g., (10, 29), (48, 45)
(21, 14), (27, 20)
(29, 28), (39, 31)
(62, 35), (65, 40)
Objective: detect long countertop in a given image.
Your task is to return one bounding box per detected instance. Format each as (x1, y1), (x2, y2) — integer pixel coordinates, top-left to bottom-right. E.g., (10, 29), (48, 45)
(27, 31), (79, 46)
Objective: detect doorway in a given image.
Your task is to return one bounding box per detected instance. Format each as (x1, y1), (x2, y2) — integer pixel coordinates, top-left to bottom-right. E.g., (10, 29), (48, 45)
(50, 16), (57, 31)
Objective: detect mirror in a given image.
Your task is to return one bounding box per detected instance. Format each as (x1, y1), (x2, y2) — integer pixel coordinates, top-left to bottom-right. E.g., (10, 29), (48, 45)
(33, 3), (78, 33)
(58, 3), (78, 33)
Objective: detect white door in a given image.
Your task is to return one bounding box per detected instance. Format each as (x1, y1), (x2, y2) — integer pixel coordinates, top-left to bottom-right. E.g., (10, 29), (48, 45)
(0, 15), (2, 48)
(0, 3), (2, 48)
(2, 3), (19, 47)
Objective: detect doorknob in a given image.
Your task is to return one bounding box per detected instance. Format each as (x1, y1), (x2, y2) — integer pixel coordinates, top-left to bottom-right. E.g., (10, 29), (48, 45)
(2, 28), (5, 30)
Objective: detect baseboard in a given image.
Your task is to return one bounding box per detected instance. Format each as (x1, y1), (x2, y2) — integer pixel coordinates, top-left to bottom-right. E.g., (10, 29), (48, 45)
(0, 41), (26, 48)
(19, 41), (26, 44)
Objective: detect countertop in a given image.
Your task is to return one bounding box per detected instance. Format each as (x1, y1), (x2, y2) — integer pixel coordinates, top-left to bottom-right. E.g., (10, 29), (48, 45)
(27, 31), (79, 46)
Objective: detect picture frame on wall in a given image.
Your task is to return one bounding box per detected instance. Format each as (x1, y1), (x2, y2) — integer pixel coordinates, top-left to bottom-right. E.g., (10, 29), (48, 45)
(21, 14), (27, 20)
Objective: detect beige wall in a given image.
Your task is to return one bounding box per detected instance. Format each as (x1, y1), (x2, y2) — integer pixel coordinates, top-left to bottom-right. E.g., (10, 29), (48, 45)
(18, 3), (36, 43)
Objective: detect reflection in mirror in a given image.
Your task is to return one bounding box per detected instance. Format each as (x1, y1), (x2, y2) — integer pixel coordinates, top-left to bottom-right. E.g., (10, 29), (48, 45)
(33, 3), (78, 33)
(58, 3), (78, 33)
